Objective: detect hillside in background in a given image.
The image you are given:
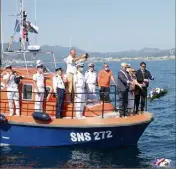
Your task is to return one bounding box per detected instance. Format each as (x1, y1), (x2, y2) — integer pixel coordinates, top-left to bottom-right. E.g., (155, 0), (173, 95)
(2, 42), (175, 62)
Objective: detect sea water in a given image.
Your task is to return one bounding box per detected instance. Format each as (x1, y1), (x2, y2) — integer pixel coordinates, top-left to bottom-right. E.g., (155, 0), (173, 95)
(0, 60), (175, 168)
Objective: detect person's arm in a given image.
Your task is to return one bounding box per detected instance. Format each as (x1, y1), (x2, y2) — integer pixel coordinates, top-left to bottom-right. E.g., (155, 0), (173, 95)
(53, 76), (57, 93)
(118, 72), (129, 84)
(33, 74), (39, 92)
(84, 72), (88, 83)
(110, 72), (116, 85)
(148, 71), (154, 80)
(98, 71), (102, 89)
(3, 72), (12, 85)
(73, 53), (88, 62)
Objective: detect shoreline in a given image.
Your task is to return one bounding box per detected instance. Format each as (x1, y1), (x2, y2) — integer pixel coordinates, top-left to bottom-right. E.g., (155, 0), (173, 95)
(2, 55), (175, 64)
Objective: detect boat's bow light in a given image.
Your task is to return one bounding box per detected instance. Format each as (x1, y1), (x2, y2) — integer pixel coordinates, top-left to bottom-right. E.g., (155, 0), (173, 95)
(32, 112), (51, 122)
(0, 114), (7, 123)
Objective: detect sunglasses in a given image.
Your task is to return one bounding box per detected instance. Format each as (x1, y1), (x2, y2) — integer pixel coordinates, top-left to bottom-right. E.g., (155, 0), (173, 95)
(80, 66), (84, 68)
(141, 65), (146, 68)
(37, 65), (44, 68)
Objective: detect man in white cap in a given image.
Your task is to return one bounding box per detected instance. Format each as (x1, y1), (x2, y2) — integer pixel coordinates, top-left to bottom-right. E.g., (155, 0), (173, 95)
(3, 65), (20, 116)
(117, 62), (130, 117)
(33, 63), (45, 112)
(74, 62), (86, 119)
(85, 63), (97, 101)
(64, 48), (88, 102)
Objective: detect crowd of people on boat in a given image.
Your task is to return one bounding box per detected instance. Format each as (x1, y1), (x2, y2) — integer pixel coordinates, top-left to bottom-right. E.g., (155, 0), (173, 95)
(2, 48), (154, 119)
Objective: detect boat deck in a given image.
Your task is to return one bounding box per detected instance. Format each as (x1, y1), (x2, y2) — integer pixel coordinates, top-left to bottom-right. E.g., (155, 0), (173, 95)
(4, 112), (153, 127)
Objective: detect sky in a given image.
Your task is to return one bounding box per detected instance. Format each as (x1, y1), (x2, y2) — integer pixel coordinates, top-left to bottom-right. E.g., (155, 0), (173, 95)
(1, 0), (175, 52)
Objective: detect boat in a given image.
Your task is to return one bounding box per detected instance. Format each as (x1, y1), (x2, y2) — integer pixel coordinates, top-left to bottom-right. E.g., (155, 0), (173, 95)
(0, 0), (154, 147)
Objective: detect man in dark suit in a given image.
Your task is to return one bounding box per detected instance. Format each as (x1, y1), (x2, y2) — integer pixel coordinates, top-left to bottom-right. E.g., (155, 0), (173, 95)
(117, 63), (130, 117)
(135, 62), (154, 113)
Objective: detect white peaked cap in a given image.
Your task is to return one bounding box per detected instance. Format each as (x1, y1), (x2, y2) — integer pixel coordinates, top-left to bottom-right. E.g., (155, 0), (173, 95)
(5, 64), (12, 68)
(36, 60), (43, 65)
(121, 62), (127, 67)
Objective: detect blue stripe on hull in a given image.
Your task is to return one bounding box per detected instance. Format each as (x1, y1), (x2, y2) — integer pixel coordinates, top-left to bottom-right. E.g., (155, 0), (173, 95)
(0, 122), (151, 147)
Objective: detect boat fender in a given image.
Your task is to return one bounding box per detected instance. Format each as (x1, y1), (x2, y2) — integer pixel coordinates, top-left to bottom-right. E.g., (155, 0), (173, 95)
(0, 114), (8, 123)
(32, 112), (51, 121)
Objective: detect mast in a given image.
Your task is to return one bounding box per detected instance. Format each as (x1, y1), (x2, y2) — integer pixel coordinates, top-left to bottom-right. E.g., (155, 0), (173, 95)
(19, 0), (29, 75)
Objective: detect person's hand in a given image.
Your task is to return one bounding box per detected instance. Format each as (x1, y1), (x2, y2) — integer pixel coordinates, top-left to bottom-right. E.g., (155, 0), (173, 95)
(144, 79), (149, 82)
(53, 93), (57, 98)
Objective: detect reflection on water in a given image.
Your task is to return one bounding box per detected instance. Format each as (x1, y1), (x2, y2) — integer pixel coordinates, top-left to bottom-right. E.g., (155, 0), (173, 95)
(0, 146), (149, 168)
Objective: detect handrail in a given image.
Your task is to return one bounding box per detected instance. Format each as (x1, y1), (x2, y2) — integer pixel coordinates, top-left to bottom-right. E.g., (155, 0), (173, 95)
(0, 85), (148, 118)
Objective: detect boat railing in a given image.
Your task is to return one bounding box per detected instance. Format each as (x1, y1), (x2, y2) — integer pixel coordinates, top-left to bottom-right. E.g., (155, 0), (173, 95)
(0, 85), (147, 118)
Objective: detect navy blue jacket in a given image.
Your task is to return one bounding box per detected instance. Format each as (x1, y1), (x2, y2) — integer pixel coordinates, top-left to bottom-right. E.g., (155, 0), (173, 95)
(117, 70), (130, 92)
(135, 69), (154, 87)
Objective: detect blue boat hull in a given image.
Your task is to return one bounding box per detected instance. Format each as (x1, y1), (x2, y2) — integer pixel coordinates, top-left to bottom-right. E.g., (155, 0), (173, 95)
(0, 121), (152, 147)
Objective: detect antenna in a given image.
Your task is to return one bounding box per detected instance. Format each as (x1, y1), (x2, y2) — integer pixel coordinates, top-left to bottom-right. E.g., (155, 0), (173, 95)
(34, 0), (37, 44)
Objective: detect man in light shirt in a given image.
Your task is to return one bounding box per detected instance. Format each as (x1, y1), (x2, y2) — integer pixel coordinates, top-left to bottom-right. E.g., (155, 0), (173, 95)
(3, 65), (20, 116)
(85, 63), (97, 101)
(74, 62), (86, 119)
(53, 67), (66, 118)
(64, 48), (88, 102)
(33, 63), (45, 112)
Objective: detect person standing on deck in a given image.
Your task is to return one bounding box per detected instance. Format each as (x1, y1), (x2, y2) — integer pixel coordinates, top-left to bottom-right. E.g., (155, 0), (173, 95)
(33, 63), (45, 112)
(117, 63), (130, 117)
(85, 63), (97, 101)
(3, 65), (20, 116)
(74, 62), (86, 119)
(98, 63), (116, 102)
(64, 48), (88, 102)
(53, 68), (66, 118)
(135, 62), (154, 113)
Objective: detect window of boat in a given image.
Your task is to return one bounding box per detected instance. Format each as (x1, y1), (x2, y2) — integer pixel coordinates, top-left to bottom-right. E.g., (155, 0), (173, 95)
(22, 84), (32, 100)
(45, 86), (51, 98)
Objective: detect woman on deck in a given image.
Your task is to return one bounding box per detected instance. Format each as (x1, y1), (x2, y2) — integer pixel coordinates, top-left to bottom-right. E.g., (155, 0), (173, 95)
(127, 67), (142, 113)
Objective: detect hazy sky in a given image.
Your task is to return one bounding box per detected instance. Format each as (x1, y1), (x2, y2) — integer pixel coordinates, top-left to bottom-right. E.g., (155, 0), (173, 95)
(1, 0), (175, 52)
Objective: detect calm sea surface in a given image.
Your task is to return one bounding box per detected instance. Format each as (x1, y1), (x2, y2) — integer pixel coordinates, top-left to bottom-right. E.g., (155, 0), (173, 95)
(0, 60), (175, 168)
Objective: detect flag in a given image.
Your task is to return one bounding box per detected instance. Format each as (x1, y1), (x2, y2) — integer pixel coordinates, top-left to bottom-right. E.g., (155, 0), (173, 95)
(14, 19), (20, 32)
(27, 22), (39, 34)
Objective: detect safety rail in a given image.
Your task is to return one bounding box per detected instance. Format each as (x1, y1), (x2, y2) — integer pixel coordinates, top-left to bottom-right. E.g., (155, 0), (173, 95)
(0, 85), (148, 118)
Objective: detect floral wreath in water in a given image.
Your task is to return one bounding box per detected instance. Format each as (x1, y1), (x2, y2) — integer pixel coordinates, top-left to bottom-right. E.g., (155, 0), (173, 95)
(152, 158), (171, 167)
(147, 88), (168, 101)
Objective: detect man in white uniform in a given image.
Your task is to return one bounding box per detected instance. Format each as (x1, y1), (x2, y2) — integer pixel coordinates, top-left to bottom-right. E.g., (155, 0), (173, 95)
(74, 62), (86, 119)
(53, 68), (65, 118)
(85, 63), (97, 101)
(3, 65), (20, 116)
(33, 63), (45, 112)
(64, 48), (88, 102)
